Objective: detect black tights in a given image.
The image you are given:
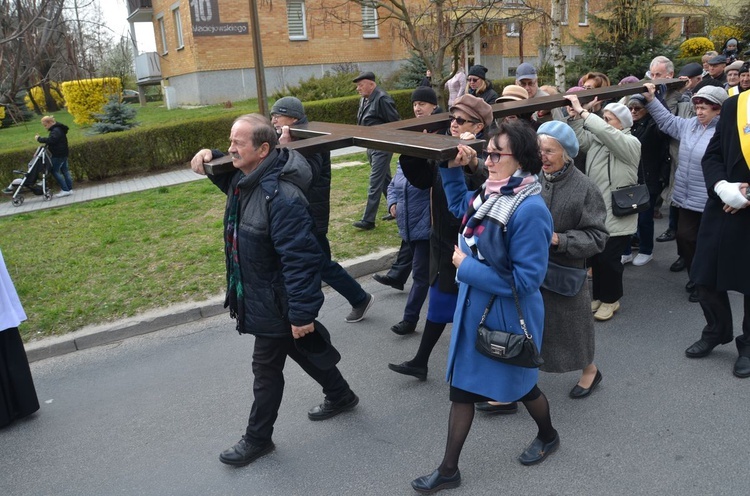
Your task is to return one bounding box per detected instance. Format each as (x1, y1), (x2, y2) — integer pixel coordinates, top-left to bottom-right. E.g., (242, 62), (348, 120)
(409, 319), (447, 368)
(437, 385), (556, 476)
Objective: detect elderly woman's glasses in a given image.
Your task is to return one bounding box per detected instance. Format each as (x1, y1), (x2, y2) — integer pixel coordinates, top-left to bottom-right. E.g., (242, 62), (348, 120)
(449, 115), (479, 126)
(485, 151), (514, 164)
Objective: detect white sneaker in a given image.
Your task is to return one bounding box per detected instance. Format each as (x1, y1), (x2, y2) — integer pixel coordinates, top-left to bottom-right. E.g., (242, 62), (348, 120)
(621, 254), (634, 265)
(632, 253), (653, 266)
(55, 190), (72, 198)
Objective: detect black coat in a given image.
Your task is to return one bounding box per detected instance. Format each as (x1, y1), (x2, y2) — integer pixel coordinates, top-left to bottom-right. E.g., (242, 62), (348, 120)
(356, 86), (400, 126)
(691, 95), (750, 294)
(293, 116), (331, 235)
(631, 114), (670, 195)
(36, 123), (69, 158)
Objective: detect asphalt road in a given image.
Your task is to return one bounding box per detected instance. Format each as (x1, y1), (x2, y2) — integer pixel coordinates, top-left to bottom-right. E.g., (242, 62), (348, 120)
(3, 219), (749, 496)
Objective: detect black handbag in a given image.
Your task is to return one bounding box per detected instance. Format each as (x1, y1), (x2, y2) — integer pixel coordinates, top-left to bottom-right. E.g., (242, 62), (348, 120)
(607, 155), (650, 217)
(475, 285), (544, 368)
(541, 261), (587, 297)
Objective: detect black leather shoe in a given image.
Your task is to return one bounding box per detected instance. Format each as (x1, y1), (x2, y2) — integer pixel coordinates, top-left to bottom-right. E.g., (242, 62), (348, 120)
(391, 320), (417, 335)
(685, 339), (731, 358)
(569, 370), (603, 399)
(670, 257), (686, 272)
(518, 432), (560, 466)
(685, 280), (695, 292)
(381, 213), (395, 221)
(656, 229), (676, 242)
(219, 437), (274, 466)
(688, 289), (699, 303)
(475, 401), (518, 414)
(308, 391), (359, 421)
(352, 220), (375, 230)
(388, 361), (427, 381)
(372, 274), (404, 291)
(734, 356), (750, 378)
(411, 468), (461, 494)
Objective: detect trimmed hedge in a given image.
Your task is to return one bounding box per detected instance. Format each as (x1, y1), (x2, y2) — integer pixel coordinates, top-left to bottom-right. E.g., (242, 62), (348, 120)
(0, 89), (414, 185)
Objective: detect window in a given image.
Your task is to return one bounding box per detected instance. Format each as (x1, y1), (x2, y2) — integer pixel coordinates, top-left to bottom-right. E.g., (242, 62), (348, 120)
(560, 0), (569, 25)
(506, 21), (519, 37)
(172, 6), (184, 49)
(287, 0), (307, 40)
(158, 16), (168, 54)
(578, 0), (588, 25)
(362, 4), (378, 38)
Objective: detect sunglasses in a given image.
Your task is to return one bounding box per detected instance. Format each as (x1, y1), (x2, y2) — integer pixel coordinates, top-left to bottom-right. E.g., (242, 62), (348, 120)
(449, 115), (480, 126)
(467, 77), (481, 83)
(485, 151), (514, 164)
(628, 106), (645, 111)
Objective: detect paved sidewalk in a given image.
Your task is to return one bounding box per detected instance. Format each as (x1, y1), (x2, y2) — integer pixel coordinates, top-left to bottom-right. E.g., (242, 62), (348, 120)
(0, 146), (366, 218)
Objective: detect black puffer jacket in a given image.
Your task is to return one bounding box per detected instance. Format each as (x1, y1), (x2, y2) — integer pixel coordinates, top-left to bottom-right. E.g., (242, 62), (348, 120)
(209, 148), (324, 336)
(293, 115), (331, 235)
(36, 123), (69, 158)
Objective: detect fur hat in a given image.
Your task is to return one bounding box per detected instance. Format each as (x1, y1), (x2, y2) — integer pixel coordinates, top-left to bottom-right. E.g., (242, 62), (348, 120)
(537, 121), (579, 159)
(449, 94), (493, 128)
(495, 85), (529, 103)
(270, 96), (305, 120)
(603, 102), (633, 128)
(411, 86), (438, 105)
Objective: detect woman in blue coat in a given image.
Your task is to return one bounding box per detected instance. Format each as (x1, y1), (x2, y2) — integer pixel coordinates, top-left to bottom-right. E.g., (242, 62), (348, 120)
(411, 121), (557, 494)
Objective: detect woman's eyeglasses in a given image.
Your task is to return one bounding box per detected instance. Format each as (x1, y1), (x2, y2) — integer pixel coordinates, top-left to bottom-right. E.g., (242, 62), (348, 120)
(485, 151), (514, 164)
(449, 115), (480, 126)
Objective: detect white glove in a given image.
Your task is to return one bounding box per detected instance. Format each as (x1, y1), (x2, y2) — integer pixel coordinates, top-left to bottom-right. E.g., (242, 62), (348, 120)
(714, 180), (749, 209)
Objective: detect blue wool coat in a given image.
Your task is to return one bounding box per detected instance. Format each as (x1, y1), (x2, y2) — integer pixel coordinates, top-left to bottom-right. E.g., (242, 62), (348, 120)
(440, 167), (553, 402)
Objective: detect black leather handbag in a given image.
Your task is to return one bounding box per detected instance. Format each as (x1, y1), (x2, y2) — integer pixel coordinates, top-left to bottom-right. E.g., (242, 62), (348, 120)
(475, 287), (544, 369)
(607, 154), (650, 217)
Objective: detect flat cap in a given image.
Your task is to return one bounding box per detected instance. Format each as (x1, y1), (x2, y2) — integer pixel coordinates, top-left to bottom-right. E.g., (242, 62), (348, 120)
(353, 71), (376, 83)
(678, 62), (703, 78)
(725, 60), (745, 73)
(707, 55), (727, 65)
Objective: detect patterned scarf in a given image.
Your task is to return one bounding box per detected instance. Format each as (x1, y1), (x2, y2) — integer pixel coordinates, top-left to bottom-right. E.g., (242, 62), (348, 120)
(225, 185), (244, 331)
(461, 172), (541, 260)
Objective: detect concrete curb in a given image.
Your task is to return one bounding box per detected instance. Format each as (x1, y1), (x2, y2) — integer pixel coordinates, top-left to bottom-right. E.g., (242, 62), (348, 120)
(25, 247), (397, 363)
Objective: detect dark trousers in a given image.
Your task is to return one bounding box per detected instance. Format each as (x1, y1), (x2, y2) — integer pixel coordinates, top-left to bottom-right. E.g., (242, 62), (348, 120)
(668, 204), (679, 232)
(697, 286), (750, 356)
(624, 194), (658, 256)
(676, 208), (702, 274)
(244, 334), (350, 445)
(403, 240), (430, 323)
(386, 239), (413, 285)
(589, 235), (630, 304)
(362, 149), (393, 224)
(316, 233), (367, 307)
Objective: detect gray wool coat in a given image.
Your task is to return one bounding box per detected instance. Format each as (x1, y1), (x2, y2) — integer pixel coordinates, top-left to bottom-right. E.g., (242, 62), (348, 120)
(539, 164), (609, 372)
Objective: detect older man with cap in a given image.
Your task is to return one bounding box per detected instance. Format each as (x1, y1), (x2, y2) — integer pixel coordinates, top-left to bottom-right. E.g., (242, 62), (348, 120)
(515, 62), (564, 122)
(687, 77), (750, 378)
(352, 71), (401, 230)
(705, 55), (728, 86)
(725, 60), (745, 95)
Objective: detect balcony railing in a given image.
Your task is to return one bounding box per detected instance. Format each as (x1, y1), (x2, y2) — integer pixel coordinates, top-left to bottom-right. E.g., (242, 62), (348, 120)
(135, 52), (161, 84)
(127, 0), (153, 23)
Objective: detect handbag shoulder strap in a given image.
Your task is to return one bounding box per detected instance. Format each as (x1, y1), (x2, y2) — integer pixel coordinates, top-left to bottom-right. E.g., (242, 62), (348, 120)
(479, 282), (532, 340)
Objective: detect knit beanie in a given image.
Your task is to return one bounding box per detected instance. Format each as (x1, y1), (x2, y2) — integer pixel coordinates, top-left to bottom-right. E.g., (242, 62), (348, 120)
(411, 86), (438, 105)
(603, 102), (633, 128)
(537, 121), (579, 158)
(271, 97), (305, 120)
(468, 65), (489, 80)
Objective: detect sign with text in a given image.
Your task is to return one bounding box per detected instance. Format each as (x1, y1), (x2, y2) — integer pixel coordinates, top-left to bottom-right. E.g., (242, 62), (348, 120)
(189, 0), (249, 36)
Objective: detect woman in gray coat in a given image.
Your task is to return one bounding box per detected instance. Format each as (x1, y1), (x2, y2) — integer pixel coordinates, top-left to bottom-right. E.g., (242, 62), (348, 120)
(537, 121), (609, 397)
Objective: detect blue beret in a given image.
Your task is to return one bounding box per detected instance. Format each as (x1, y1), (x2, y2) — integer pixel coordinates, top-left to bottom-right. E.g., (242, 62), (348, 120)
(537, 121), (579, 159)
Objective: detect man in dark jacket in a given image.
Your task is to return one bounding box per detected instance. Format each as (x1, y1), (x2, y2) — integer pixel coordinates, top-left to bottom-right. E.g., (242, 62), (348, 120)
(687, 93), (750, 378)
(270, 97), (374, 323)
(35, 116), (73, 197)
(352, 71), (400, 230)
(190, 114), (358, 466)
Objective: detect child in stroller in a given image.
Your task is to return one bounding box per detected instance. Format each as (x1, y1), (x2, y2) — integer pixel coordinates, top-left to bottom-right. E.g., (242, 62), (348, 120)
(2, 145), (54, 206)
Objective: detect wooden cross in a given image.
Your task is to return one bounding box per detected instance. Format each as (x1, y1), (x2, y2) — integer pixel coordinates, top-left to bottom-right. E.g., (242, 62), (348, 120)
(204, 79), (686, 175)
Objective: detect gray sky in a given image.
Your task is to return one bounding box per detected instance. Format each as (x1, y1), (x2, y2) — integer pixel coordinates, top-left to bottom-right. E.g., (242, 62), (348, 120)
(98, 0), (156, 53)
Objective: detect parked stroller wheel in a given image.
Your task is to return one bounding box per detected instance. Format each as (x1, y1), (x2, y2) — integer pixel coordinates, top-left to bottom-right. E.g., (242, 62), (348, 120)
(43, 191), (53, 201)
(12, 196), (24, 207)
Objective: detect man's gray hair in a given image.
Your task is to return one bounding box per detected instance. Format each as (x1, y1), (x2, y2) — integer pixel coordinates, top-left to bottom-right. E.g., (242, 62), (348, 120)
(650, 55), (674, 75)
(233, 113), (279, 149)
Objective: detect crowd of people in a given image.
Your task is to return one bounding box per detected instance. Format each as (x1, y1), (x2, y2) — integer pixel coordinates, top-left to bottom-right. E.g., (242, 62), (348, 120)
(180, 55), (750, 493)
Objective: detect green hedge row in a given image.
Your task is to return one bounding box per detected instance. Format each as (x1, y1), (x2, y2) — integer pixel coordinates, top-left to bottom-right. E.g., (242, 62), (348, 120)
(0, 90), (415, 185)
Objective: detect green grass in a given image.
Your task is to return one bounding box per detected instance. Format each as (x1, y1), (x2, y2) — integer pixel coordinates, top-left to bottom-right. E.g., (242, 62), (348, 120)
(2, 155), (400, 342)
(0, 99), (263, 152)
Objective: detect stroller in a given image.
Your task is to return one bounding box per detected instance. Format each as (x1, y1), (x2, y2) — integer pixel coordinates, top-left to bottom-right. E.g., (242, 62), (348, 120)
(2, 145), (54, 206)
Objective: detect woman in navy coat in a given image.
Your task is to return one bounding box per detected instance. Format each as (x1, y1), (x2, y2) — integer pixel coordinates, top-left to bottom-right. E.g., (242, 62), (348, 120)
(411, 121), (558, 494)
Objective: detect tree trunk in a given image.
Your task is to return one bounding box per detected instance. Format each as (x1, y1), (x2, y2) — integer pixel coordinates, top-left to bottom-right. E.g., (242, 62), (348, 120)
(549, 0), (567, 90)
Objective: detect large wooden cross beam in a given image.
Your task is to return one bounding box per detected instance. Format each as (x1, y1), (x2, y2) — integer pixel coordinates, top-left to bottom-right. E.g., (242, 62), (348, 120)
(204, 79), (686, 175)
